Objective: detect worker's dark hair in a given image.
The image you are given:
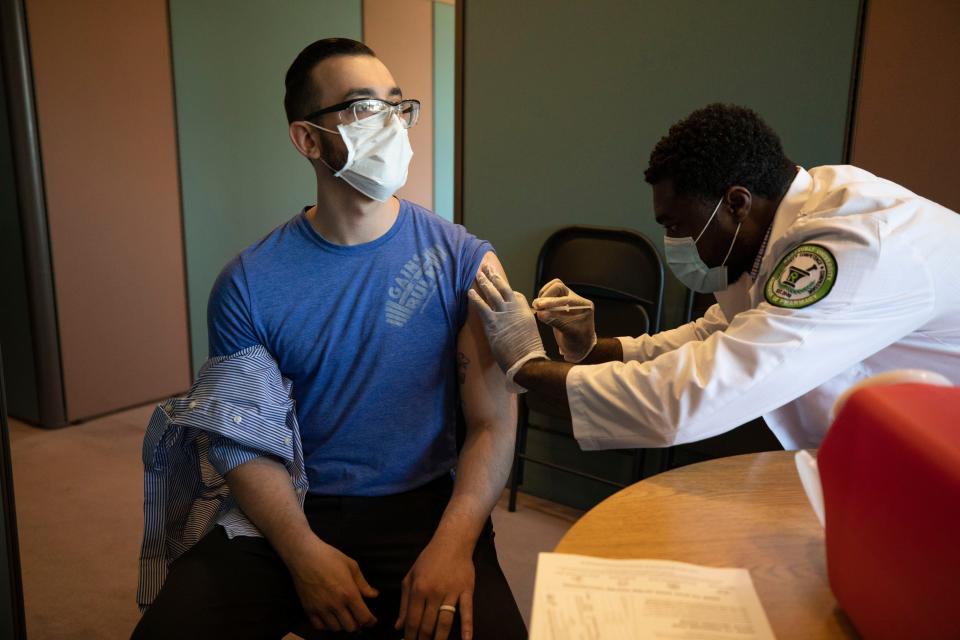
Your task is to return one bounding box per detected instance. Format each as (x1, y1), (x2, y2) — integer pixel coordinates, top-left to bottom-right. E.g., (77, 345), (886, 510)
(284, 38), (376, 123)
(644, 103), (796, 200)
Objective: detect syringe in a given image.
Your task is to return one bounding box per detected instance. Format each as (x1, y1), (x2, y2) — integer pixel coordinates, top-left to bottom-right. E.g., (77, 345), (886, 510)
(533, 304), (592, 313)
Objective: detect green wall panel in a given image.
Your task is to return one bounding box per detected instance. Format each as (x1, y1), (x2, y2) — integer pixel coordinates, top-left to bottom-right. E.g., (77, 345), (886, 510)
(463, 0), (860, 508)
(0, 71), (39, 422)
(433, 1), (455, 222)
(169, 0), (362, 372)
(463, 0), (860, 329)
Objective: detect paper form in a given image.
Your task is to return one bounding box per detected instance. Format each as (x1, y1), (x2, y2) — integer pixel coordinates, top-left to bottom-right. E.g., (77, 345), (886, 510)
(530, 553), (776, 640)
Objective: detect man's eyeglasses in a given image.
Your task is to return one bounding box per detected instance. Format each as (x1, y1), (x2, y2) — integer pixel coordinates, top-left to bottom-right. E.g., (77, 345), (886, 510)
(303, 98), (420, 129)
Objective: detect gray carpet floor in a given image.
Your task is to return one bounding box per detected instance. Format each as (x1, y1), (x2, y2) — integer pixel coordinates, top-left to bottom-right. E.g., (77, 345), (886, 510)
(8, 404), (579, 639)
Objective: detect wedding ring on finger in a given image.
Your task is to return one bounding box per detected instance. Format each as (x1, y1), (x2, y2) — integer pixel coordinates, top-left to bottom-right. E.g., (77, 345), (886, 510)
(438, 604), (457, 614)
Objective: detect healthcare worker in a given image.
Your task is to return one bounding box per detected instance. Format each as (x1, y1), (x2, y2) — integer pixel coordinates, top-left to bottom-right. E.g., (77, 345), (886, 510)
(468, 103), (960, 450)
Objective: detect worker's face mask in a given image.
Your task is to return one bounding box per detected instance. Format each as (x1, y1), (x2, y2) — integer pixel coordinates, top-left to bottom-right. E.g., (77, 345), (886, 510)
(663, 198), (741, 293)
(305, 112), (413, 202)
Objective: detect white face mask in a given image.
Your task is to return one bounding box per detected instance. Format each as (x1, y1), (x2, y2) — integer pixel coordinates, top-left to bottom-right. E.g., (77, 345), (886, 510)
(306, 112), (413, 202)
(663, 198), (741, 293)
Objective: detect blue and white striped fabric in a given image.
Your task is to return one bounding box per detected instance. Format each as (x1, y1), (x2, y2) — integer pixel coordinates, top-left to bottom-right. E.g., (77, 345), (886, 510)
(137, 344), (307, 610)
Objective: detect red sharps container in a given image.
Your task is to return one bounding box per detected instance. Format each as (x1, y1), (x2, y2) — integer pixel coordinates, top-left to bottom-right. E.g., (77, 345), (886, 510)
(819, 383), (960, 639)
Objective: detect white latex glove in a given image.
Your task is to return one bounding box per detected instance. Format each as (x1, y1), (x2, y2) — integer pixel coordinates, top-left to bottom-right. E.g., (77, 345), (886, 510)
(532, 278), (597, 363)
(467, 268), (548, 393)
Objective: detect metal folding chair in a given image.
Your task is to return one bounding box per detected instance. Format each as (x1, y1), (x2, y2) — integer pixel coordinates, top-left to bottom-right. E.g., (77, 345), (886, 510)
(508, 226), (665, 511)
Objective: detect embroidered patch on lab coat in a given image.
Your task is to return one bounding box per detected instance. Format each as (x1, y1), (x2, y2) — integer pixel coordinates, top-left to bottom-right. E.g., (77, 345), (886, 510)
(764, 244), (837, 308)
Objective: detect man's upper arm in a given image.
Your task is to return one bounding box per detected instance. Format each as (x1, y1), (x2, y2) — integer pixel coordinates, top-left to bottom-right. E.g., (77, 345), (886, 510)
(457, 252), (517, 430)
(208, 256), (260, 358)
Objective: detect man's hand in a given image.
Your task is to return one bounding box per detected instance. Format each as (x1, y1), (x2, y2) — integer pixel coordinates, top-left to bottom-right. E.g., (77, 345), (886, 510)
(395, 539), (475, 640)
(467, 267), (547, 389)
(533, 278), (597, 362)
(289, 536), (379, 633)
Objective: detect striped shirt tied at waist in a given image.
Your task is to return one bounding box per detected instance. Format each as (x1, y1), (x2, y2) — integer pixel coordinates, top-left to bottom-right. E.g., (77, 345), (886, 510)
(137, 344), (307, 610)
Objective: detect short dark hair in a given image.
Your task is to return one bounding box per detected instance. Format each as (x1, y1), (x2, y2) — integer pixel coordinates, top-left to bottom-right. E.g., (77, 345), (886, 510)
(284, 38), (376, 123)
(644, 103), (795, 200)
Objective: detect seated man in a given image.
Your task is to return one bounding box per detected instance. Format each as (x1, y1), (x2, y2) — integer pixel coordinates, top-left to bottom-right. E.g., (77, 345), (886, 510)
(134, 38), (526, 640)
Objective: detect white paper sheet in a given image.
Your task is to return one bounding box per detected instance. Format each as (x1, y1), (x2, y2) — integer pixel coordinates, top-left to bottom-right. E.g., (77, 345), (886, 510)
(795, 450), (825, 527)
(529, 553), (776, 640)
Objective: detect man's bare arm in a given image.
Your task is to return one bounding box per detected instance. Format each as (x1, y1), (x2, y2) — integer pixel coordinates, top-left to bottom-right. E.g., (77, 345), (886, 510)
(225, 457), (312, 564)
(437, 252), (518, 546)
(397, 251), (518, 640)
(225, 457), (378, 632)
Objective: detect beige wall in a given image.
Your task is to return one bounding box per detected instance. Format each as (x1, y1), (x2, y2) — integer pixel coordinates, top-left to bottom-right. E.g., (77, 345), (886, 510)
(364, 0), (434, 209)
(26, 0), (191, 420)
(850, 0), (960, 211)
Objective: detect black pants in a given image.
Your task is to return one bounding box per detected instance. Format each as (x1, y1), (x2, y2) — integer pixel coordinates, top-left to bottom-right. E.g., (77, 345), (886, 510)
(132, 475), (526, 639)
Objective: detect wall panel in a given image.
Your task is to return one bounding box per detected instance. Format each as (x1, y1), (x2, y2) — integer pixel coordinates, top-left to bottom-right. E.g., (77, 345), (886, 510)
(850, 0), (960, 211)
(26, 0), (191, 420)
(169, 0), (362, 371)
(364, 0), (434, 210)
(433, 1), (456, 221)
(462, 0), (861, 507)
(463, 0), (861, 330)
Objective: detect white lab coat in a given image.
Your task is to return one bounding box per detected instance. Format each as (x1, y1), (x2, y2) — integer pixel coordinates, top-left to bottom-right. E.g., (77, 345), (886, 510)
(567, 166), (960, 450)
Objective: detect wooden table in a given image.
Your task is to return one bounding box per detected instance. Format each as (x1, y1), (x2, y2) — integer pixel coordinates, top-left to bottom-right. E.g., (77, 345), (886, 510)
(555, 451), (859, 639)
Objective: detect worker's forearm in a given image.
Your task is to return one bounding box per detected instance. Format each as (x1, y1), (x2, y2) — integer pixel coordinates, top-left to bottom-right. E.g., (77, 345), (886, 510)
(579, 337), (623, 364)
(432, 417), (515, 554)
(224, 456), (315, 567)
(514, 359), (575, 416)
